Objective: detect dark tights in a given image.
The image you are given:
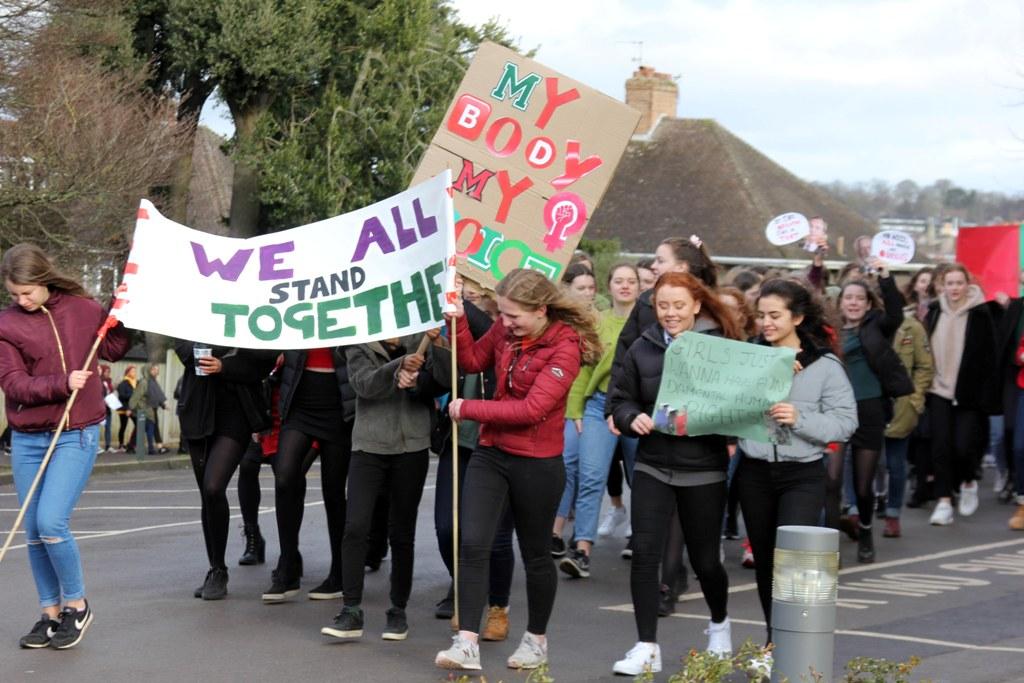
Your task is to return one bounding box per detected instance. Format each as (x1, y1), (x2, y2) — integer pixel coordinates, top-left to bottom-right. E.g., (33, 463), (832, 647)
(189, 435), (247, 569)
(661, 510), (687, 593)
(274, 425), (351, 579)
(237, 441), (276, 527)
(824, 447), (844, 530)
(850, 447), (882, 527)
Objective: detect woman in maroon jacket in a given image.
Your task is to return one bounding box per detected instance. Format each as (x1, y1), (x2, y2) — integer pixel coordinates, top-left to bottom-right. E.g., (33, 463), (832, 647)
(0, 243), (131, 650)
(435, 268), (600, 673)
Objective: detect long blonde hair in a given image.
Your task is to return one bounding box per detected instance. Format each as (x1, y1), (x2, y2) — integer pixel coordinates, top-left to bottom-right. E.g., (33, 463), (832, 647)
(495, 268), (602, 365)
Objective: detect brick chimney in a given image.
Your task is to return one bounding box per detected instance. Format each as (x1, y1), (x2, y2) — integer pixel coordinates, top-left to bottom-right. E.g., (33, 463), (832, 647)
(625, 66), (678, 136)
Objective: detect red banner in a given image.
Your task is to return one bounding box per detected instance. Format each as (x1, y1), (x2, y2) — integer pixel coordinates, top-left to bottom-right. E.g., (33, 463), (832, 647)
(956, 223), (1023, 300)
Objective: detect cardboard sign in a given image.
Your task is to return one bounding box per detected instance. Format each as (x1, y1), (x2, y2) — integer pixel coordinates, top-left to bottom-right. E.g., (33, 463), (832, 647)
(803, 216), (828, 253)
(653, 333), (795, 443)
(765, 212), (810, 246)
(114, 172), (457, 349)
(411, 41), (641, 290)
(871, 230), (915, 264)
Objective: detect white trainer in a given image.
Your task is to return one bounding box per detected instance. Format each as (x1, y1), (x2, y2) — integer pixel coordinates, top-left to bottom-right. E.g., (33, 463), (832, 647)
(748, 651), (773, 680)
(598, 505), (628, 537)
(612, 641), (662, 675)
(434, 635), (481, 671)
(958, 481), (979, 517)
(705, 617), (732, 657)
(930, 500), (954, 526)
(507, 631), (547, 670)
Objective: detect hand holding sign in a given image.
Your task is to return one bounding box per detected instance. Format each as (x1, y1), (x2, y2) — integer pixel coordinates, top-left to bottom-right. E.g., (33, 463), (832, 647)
(871, 230), (915, 264)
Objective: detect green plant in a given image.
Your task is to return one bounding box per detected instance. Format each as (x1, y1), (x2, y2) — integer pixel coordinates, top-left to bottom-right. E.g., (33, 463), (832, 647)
(840, 655), (922, 683)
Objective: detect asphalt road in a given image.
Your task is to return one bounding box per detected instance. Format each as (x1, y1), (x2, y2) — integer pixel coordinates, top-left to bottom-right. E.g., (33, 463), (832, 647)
(1, 459), (1023, 682)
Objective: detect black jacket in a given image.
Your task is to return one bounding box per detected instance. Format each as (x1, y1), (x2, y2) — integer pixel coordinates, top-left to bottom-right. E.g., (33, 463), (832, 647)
(924, 300), (1001, 414)
(605, 289), (656, 418)
(851, 275), (913, 399)
(606, 324), (728, 473)
(278, 348), (357, 423)
(997, 297), (1024, 428)
(173, 341), (276, 439)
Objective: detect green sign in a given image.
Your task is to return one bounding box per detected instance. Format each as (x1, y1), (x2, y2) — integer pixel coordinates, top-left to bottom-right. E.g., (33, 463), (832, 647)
(653, 332), (796, 443)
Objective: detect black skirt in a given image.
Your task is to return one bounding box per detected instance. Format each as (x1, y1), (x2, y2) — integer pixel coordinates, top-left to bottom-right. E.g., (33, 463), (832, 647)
(850, 397), (885, 451)
(281, 370), (347, 443)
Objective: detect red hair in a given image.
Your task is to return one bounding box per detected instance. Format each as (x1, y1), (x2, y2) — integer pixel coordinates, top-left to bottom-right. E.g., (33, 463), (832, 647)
(653, 272), (742, 340)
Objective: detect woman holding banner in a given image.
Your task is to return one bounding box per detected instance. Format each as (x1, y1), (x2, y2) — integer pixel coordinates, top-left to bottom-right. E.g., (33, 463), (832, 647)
(1, 243), (132, 650)
(434, 268), (600, 672)
(606, 272), (740, 675)
(175, 341), (276, 600)
(736, 279), (857, 663)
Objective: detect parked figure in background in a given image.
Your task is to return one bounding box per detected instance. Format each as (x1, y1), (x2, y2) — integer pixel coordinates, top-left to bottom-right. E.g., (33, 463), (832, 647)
(129, 364), (170, 456)
(925, 264), (1000, 525)
(98, 365), (114, 453)
(0, 243), (132, 650)
(115, 366), (136, 452)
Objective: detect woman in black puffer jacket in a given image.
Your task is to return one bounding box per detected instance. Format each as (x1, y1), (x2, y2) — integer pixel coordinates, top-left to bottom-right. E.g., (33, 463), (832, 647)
(605, 272), (742, 676)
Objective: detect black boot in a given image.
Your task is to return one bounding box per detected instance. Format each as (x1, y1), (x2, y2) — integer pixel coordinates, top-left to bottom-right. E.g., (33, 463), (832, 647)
(857, 526), (875, 564)
(238, 524), (265, 566)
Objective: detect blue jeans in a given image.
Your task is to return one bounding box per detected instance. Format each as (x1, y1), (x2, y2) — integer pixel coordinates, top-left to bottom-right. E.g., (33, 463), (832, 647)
(1013, 388), (1024, 501)
(11, 425), (99, 607)
(884, 436), (909, 518)
(556, 419), (581, 521)
(570, 393), (638, 543)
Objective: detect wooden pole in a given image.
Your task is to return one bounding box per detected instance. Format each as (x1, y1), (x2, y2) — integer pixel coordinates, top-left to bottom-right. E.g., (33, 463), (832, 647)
(450, 315), (460, 627)
(0, 324), (111, 565)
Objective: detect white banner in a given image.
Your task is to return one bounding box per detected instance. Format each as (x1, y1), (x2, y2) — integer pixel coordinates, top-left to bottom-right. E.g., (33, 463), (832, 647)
(114, 171), (457, 349)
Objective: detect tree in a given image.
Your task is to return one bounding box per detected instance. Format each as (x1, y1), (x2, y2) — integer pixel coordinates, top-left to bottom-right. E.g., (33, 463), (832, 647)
(239, 0), (513, 231)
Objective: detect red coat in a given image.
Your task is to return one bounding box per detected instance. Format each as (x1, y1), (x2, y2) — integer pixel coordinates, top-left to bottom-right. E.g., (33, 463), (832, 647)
(456, 316), (581, 458)
(0, 291), (131, 432)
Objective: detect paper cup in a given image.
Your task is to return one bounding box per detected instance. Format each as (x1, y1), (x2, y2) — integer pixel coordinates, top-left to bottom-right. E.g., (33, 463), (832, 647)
(194, 346), (212, 376)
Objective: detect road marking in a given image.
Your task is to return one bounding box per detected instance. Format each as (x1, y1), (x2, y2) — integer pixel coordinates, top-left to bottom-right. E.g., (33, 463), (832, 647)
(679, 537), (1024, 602)
(0, 506), (205, 512)
(600, 608), (1024, 654)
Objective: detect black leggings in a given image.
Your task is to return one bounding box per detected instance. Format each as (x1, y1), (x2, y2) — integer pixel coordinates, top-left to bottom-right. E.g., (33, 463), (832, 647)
(737, 457), (825, 641)
(607, 444), (626, 498)
(342, 450), (429, 608)
(118, 414), (136, 448)
(630, 470), (728, 642)
(850, 446), (881, 527)
(274, 424), (352, 579)
(458, 447), (564, 635)
(928, 394), (986, 498)
(436, 445), (514, 607)
(189, 435), (248, 570)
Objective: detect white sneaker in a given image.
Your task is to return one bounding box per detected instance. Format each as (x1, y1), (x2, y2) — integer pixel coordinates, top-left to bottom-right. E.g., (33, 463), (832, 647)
(982, 453), (997, 468)
(993, 470), (1009, 493)
(930, 500), (954, 526)
(507, 632), (547, 670)
(705, 617), (732, 656)
(958, 482), (979, 517)
(435, 635), (481, 671)
(598, 505), (628, 537)
(612, 641), (662, 675)
(748, 651), (773, 680)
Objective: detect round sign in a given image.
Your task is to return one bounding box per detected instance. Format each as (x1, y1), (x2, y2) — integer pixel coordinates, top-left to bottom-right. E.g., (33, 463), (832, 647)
(871, 230), (915, 264)
(765, 213), (810, 246)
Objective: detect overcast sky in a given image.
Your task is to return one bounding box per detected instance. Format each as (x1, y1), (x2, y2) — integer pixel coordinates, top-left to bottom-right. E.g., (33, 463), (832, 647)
(201, 0), (1024, 193)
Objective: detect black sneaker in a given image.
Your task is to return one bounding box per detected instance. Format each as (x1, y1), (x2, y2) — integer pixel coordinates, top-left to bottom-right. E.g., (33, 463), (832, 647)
(201, 567), (228, 600)
(262, 569), (300, 602)
(308, 576), (344, 600)
(550, 535), (567, 559)
(621, 537), (634, 560)
(49, 602), (94, 650)
(657, 586), (676, 617)
(382, 607), (408, 641)
(194, 568), (214, 598)
(19, 614), (59, 649)
(435, 585), (455, 619)
(321, 605), (364, 639)
(559, 548), (591, 578)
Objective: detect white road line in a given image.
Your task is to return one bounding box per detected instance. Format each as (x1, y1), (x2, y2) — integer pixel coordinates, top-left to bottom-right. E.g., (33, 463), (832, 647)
(679, 537), (1024, 602)
(600, 607), (1024, 654)
(0, 506), (204, 512)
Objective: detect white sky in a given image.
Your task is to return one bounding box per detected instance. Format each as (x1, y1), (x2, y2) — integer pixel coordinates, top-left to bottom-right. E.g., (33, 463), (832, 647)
(201, 0), (1024, 193)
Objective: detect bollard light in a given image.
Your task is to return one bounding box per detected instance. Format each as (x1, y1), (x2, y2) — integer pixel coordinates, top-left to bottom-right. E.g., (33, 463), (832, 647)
(771, 525), (839, 683)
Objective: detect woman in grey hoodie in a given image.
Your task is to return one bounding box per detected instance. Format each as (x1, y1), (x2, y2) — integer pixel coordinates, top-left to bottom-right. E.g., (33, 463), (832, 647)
(736, 279), (858, 654)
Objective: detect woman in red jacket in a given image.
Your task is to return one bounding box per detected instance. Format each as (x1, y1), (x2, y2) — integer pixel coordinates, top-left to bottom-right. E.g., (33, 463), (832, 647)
(435, 268), (600, 673)
(0, 243), (131, 650)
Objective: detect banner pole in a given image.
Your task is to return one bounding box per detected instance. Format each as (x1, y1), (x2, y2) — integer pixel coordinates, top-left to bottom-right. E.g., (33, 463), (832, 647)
(449, 315), (460, 629)
(0, 318), (114, 565)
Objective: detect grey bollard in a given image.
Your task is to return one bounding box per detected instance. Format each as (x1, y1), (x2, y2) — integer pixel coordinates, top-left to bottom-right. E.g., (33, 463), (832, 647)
(771, 525), (839, 683)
